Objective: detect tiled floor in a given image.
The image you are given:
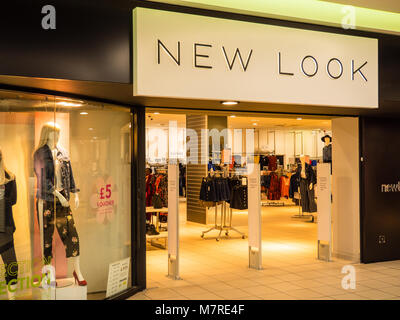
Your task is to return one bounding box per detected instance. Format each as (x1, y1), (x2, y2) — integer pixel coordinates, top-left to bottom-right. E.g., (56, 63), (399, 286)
(129, 203), (400, 300)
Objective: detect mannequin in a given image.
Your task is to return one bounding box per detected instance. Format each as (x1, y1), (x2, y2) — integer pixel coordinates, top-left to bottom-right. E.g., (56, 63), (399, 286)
(297, 155), (317, 214)
(322, 135), (332, 164)
(33, 122), (87, 286)
(0, 149), (18, 299)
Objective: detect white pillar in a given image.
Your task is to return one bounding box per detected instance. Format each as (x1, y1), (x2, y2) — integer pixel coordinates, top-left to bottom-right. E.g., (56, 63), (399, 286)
(248, 164), (262, 269)
(332, 117), (360, 262)
(167, 164), (180, 279)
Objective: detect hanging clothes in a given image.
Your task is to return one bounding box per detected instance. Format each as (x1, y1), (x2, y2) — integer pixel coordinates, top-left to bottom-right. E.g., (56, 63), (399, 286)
(227, 176), (241, 204)
(154, 174), (168, 208)
(200, 176), (217, 203)
(289, 173), (300, 199)
(267, 172), (280, 200)
(268, 155), (278, 171)
(179, 164), (186, 197)
(259, 155), (269, 171)
(230, 185), (248, 210)
(145, 174), (156, 207)
(199, 175), (231, 207)
(280, 175), (290, 199)
(145, 172), (168, 208)
(260, 174), (269, 189)
(214, 177), (231, 202)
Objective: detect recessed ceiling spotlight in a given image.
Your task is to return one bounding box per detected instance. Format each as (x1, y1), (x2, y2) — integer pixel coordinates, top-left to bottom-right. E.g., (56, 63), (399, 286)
(297, 117), (302, 120)
(88, 128), (94, 131)
(80, 112), (88, 115)
(230, 115), (236, 118)
(252, 123), (258, 126)
(221, 101), (239, 106)
(154, 112), (160, 114)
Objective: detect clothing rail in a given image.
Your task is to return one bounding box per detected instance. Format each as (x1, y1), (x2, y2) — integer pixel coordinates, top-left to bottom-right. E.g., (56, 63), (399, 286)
(201, 201), (246, 241)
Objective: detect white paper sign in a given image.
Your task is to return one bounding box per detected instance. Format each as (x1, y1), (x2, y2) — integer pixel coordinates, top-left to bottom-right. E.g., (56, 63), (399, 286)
(106, 257), (130, 298)
(133, 8), (378, 109)
(317, 163), (332, 242)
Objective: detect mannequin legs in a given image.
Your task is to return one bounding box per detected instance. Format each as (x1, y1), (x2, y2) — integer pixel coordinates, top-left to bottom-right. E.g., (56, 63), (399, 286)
(0, 244), (18, 300)
(69, 256), (85, 282)
(38, 197), (86, 284)
(7, 284), (17, 300)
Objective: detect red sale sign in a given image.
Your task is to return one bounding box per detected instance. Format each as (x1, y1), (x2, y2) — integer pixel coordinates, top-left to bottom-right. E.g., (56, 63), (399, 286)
(90, 176), (118, 224)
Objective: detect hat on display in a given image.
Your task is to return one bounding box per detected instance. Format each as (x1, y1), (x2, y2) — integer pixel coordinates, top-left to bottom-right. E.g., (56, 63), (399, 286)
(321, 135), (332, 142)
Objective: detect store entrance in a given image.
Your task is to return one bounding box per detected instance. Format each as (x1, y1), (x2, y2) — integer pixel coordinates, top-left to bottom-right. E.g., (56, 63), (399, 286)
(144, 109), (359, 293)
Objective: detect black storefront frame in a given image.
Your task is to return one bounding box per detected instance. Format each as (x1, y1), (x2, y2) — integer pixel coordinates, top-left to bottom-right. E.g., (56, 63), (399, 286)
(106, 106), (147, 300)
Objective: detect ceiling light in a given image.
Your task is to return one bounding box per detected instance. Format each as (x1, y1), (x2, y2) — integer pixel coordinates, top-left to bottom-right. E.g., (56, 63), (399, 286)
(88, 128), (94, 131)
(297, 117), (302, 120)
(253, 123), (258, 126)
(154, 112), (160, 114)
(80, 112), (88, 115)
(230, 115), (236, 118)
(57, 101), (82, 107)
(221, 101), (239, 106)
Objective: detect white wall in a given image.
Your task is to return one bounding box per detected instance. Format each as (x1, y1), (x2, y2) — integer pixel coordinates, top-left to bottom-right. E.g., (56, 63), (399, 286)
(256, 129), (331, 168)
(332, 117), (360, 262)
(146, 127), (186, 163)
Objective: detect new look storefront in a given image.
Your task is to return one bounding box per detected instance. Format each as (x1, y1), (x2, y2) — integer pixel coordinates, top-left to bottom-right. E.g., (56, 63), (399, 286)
(0, 0), (399, 300)
(133, 6), (374, 281)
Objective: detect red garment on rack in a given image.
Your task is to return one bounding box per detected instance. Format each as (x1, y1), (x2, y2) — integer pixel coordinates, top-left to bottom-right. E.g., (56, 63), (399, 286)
(268, 156), (277, 171)
(268, 172), (281, 200)
(145, 174), (155, 207)
(280, 176), (290, 199)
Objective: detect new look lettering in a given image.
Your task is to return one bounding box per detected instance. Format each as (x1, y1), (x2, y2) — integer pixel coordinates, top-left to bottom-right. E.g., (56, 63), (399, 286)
(157, 40), (367, 81)
(134, 8), (378, 108)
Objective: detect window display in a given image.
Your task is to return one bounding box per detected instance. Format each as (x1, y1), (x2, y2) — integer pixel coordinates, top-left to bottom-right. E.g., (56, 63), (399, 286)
(0, 149), (18, 300)
(0, 90), (133, 300)
(33, 122), (85, 286)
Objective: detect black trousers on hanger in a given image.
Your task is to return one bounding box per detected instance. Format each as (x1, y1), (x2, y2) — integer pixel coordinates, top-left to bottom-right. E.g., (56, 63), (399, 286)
(300, 179), (317, 213)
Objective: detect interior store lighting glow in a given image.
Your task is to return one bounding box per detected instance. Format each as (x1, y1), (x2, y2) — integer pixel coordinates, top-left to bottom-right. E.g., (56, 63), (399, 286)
(221, 101), (239, 106)
(57, 101), (82, 107)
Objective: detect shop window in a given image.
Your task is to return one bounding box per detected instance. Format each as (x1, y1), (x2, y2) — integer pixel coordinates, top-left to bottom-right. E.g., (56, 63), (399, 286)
(0, 90), (133, 300)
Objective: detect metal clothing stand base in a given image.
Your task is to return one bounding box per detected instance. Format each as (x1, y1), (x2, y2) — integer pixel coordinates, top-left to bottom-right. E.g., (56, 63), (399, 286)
(201, 202), (246, 241)
(291, 188), (314, 221)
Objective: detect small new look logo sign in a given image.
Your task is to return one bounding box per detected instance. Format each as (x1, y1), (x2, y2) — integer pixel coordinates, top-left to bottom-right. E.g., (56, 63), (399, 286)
(381, 182), (400, 193)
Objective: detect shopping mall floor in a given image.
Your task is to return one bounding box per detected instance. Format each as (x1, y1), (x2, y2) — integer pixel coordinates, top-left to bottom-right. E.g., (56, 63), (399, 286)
(128, 202), (400, 300)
